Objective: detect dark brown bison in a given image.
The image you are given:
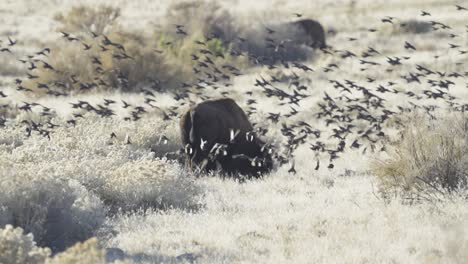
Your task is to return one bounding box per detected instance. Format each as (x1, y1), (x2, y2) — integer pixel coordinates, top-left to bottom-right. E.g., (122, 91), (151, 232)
(228, 18), (326, 63)
(290, 19), (327, 49)
(180, 98), (273, 177)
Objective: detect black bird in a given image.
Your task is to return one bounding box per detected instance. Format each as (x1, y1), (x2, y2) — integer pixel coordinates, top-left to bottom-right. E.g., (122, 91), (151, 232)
(28, 62), (37, 71)
(288, 160), (296, 174)
(17, 85), (32, 92)
(27, 73), (39, 79)
(381, 16), (394, 24)
(265, 27), (275, 34)
(70, 75), (79, 84)
(122, 100), (131, 108)
(421, 10), (431, 16)
(67, 36), (80, 42)
(19, 102), (33, 112)
(67, 119), (76, 127)
(159, 135), (169, 145)
(176, 28), (188, 36)
(104, 99), (116, 106)
(46, 122), (59, 129)
(386, 57), (402, 66)
(36, 48), (51, 56)
(100, 45), (109, 52)
(404, 41), (416, 51)
(8, 36), (17, 46)
(455, 5), (467, 11)
(36, 83), (49, 89)
(91, 57), (102, 65)
(42, 61), (54, 71)
(194, 40), (206, 46)
(113, 53), (134, 60)
(351, 139), (361, 149)
(82, 43), (92, 50)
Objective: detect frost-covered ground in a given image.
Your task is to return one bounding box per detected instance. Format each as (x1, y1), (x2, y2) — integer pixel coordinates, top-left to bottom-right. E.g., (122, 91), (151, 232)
(0, 0), (468, 263)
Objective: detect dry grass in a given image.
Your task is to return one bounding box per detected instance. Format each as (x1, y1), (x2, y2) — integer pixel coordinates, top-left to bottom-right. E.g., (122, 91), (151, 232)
(372, 113), (468, 200)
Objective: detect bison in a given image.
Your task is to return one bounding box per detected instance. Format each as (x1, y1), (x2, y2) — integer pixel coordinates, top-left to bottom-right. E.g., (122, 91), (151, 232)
(290, 19), (327, 49)
(180, 98), (273, 177)
(229, 18), (327, 63)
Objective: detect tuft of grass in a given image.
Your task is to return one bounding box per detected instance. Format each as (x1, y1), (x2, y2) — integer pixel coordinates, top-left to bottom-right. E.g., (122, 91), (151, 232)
(372, 113), (468, 201)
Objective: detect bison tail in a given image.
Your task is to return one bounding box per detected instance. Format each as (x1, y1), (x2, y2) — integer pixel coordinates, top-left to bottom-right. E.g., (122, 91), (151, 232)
(189, 109), (197, 144)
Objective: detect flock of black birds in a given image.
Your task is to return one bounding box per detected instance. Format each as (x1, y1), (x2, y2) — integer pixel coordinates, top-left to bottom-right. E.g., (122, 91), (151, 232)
(0, 5), (467, 174)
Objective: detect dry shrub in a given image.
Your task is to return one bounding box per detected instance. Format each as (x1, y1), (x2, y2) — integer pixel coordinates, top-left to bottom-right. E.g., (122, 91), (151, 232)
(24, 4), (247, 97)
(53, 5), (121, 35)
(23, 31), (190, 95)
(163, 0), (238, 42)
(46, 238), (105, 264)
(155, 31), (249, 78)
(372, 113), (468, 200)
(0, 172), (106, 252)
(0, 225), (51, 264)
(98, 159), (202, 213)
(1, 115), (204, 215)
(0, 59), (25, 77)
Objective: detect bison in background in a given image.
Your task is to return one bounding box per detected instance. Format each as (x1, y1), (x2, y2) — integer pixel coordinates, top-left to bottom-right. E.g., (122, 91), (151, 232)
(291, 19), (327, 49)
(180, 98), (273, 177)
(230, 18), (327, 63)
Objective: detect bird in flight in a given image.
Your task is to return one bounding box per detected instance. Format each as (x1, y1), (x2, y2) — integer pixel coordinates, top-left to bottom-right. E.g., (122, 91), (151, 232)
(421, 10), (431, 16)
